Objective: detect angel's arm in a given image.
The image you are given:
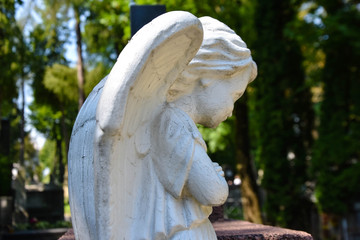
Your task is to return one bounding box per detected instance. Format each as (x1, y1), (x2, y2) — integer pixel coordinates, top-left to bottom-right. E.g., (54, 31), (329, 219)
(186, 143), (229, 206)
(152, 107), (228, 204)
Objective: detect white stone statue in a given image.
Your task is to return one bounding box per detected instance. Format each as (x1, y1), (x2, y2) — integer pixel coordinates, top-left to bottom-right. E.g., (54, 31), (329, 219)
(68, 11), (257, 240)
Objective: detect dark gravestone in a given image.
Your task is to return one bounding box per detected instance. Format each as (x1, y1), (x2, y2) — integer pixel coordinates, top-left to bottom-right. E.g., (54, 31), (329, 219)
(130, 4), (166, 37)
(0, 119), (12, 196)
(26, 184), (64, 222)
(0, 119), (13, 228)
(0, 119), (10, 156)
(3, 228), (68, 240)
(0, 196), (13, 228)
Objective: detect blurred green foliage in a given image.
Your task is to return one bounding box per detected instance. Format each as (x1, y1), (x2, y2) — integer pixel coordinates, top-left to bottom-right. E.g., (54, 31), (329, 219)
(0, 0), (22, 119)
(311, 1), (360, 215)
(250, 0), (314, 229)
(199, 117), (236, 169)
(43, 64), (78, 103)
(15, 220), (72, 231)
(2, 0), (359, 236)
(38, 140), (56, 183)
(224, 205), (244, 220)
(0, 0), (24, 195)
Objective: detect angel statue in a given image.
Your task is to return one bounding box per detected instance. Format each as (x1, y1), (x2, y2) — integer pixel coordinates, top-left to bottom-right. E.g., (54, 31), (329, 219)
(68, 11), (257, 240)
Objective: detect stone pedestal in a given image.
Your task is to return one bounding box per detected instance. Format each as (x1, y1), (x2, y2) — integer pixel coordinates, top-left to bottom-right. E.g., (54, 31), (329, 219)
(213, 220), (313, 240)
(58, 221), (313, 240)
(3, 228), (68, 240)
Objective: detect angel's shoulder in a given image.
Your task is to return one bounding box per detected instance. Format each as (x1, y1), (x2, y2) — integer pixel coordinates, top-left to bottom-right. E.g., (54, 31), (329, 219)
(156, 106), (194, 133)
(154, 106), (206, 149)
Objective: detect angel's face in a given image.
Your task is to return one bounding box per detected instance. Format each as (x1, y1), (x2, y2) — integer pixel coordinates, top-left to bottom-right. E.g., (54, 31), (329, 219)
(193, 73), (249, 128)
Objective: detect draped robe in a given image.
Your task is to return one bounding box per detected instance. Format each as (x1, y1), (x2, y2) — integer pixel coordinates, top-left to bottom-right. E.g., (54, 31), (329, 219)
(127, 105), (227, 239)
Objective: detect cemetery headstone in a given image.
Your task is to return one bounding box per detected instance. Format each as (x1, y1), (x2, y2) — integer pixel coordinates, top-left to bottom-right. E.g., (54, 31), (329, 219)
(130, 4), (166, 37)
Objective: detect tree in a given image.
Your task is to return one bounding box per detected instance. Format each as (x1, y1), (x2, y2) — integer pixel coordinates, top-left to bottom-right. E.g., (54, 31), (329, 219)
(83, 0), (131, 69)
(0, 0), (25, 195)
(71, 0), (87, 109)
(252, 0), (314, 229)
(0, 0), (20, 119)
(13, 135), (38, 183)
(235, 94), (263, 223)
(28, 1), (76, 185)
(30, 64), (78, 185)
(29, 4), (68, 106)
(38, 139), (57, 183)
(311, 1), (360, 237)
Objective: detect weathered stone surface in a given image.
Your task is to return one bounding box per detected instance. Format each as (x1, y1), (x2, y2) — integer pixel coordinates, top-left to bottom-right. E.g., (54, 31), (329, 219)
(210, 205), (225, 223)
(58, 221), (313, 240)
(2, 228), (68, 240)
(58, 229), (74, 240)
(213, 220), (313, 240)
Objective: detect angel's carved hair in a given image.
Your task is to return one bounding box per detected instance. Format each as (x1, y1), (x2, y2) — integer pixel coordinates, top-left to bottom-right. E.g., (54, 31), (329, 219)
(167, 16), (257, 102)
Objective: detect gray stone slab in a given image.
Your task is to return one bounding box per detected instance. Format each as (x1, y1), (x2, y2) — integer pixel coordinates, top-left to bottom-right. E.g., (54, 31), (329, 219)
(58, 221), (313, 240)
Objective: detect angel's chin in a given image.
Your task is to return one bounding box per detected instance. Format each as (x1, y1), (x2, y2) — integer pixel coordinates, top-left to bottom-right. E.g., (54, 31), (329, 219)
(204, 120), (222, 129)
(198, 115), (226, 128)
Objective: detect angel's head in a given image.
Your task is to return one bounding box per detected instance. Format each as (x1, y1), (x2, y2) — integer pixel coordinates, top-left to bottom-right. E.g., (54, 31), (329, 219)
(167, 16), (257, 128)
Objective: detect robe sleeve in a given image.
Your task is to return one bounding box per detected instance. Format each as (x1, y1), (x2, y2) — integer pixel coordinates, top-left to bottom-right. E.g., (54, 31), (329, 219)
(186, 143), (229, 206)
(152, 107), (197, 199)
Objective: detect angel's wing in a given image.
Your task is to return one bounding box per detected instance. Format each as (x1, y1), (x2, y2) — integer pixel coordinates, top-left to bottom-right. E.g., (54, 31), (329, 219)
(68, 11), (203, 240)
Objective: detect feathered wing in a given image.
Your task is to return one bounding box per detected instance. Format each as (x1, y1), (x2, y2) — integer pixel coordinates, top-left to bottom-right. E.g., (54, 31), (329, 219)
(68, 77), (106, 240)
(93, 11), (203, 239)
(68, 11), (203, 240)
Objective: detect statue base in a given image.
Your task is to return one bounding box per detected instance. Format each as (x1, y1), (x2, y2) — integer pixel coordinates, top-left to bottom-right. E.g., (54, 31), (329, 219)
(213, 220), (313, 240)
(58, 220), (313, 240)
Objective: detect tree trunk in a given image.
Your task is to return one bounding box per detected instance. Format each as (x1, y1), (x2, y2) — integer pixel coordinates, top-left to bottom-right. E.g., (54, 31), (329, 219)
(60, 105), (69, 187)
(74, 6), (85, 110)
(0, 96), (2, 121)
(20, 70), (25, 165)
(57, 136), (64, 185)
(234, 94), (262, 224)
